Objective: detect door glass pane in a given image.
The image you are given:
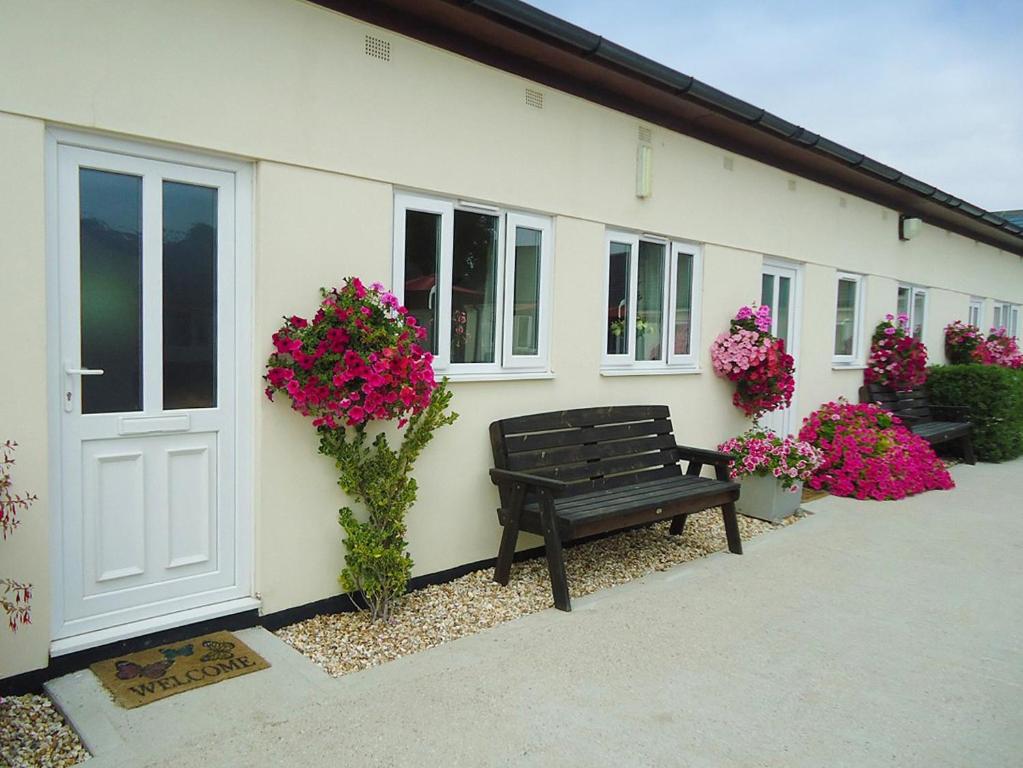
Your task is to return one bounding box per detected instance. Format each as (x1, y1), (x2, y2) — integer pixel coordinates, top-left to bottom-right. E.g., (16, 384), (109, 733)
(451, 210), (498, 364)
(673, 251), (694, 355)
(776, 276), (791, 343)
(761, 274), (774, 317)
(834, 278), (857, 356)
(636, 241), (665, 361)
(511, 227), (541, 356)
(606, 242), (631, 355)
(163, 181), (218, 410)
(79, 169), (142, 414)
(912, 290), (926, 339)
(403, 210), (441, 355)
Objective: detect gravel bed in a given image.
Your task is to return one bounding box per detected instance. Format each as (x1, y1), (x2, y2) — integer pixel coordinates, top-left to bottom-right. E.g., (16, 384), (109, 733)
(277, 512), (791, 677)
(0, 694), (89, 768)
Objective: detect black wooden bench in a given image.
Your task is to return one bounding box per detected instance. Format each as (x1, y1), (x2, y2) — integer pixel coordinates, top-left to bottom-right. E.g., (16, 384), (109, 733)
(488, 405), (742, 611)
(859, 383), (976, 464)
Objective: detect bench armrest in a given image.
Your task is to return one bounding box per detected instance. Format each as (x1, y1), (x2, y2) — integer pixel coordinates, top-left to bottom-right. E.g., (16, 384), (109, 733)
(489, 468), (569, 495)
(675, 445), (735, 468)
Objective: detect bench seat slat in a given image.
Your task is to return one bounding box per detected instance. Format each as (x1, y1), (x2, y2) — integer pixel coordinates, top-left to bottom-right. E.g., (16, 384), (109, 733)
(541, 477), (739, 521)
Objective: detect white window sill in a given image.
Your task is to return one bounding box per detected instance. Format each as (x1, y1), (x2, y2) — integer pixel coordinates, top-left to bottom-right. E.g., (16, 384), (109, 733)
(831, 363), (867, 371)
(601, 367), (702, 377)
(439, 370), (555, 383)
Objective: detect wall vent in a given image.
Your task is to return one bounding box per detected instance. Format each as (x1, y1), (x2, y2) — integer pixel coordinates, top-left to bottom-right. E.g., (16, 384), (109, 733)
(723, 156), (734, 171)
(364, 35), (391, 61)
(787, 179), (797, 192)
(638, 126), (652, 143)
(839, 196), (848, 208)
(525, 88), (544, 109)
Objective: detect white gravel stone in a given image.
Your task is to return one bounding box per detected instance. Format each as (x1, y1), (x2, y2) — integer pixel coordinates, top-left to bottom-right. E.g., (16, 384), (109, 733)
(277, 512), (794, 677)
(0, 693), (89, 768)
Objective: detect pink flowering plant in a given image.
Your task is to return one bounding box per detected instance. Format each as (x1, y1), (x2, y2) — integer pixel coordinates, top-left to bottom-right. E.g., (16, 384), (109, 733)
(944, 321), (984, 365)
(265, 277), (458, 621)
(710, 304), (795, 418)
(717, 427), (823, 492)
(974, 327), (1023, 369)
(798, 400), (954, 500)
(864, 314), (928, 390)
(1, 440), (35, 631)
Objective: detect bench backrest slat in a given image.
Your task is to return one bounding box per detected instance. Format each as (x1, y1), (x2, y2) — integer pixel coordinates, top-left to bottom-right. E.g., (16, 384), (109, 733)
(490, 406), (681, 503)
(861, 384), (933, 420)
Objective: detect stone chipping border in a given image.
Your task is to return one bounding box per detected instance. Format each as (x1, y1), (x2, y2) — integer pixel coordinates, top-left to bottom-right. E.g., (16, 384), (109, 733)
(0, 693), (89, 768)
(277, 512), (798, 677)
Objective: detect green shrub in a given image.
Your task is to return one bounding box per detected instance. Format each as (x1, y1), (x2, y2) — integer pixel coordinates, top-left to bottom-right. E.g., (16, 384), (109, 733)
(927, 364), (1023, 462)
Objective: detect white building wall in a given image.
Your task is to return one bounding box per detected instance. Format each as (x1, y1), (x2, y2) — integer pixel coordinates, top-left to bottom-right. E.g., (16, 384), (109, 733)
(1, 0), (1021, 677)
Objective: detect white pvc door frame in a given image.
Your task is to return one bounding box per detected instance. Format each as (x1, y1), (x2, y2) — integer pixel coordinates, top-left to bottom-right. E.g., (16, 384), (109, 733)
(760, 258), (803, 437)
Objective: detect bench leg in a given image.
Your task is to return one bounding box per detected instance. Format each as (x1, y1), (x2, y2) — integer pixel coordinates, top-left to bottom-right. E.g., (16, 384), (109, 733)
(961, 435), (977, 465)
(540, 494), (571, 612)
(494, 485), (524, 586)
(669, 514), (688, 536)
(721, 502), (743, 555)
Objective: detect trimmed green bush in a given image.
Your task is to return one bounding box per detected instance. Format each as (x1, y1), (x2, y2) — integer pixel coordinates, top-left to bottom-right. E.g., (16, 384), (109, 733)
(927, 364), (1023, 462)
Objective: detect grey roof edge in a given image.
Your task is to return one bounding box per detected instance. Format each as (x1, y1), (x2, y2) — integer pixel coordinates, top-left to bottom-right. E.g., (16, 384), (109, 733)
(462, 0), (1023, 243)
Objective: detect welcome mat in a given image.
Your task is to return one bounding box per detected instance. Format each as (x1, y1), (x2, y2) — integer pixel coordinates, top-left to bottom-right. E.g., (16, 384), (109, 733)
(90, 631), (270, 709)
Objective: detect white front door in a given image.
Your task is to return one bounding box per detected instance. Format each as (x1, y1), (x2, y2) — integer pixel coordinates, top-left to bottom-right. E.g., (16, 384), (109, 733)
(760, 261), (801, 436)
(54, 137), (251, 642)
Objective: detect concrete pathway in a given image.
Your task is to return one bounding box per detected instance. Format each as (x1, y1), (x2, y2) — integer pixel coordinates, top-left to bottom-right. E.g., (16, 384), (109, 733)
(48, 460), (1023, 767)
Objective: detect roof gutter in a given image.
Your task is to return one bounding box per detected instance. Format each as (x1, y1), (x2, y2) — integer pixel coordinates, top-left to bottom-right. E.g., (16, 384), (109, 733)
(312, 0), (1023, 255)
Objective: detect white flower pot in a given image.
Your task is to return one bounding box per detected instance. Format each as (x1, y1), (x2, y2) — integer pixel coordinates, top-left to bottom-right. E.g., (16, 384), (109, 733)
(735, 474), (802, 523)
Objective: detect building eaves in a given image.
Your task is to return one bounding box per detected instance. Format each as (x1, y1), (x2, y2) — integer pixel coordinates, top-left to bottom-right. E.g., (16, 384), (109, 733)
(311, 0), (1023, 257)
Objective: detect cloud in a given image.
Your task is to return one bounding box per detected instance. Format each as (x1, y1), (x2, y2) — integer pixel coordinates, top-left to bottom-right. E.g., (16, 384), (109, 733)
(531, 0), (1023, 210)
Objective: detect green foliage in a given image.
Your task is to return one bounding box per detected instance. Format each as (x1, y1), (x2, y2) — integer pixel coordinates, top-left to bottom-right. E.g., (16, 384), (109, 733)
(927, 364), (1023, 462)
(317, 381), (458, 620)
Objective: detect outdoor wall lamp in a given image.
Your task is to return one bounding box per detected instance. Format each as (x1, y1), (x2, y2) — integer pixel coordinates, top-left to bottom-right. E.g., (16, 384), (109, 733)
(899, 215), (923, 241)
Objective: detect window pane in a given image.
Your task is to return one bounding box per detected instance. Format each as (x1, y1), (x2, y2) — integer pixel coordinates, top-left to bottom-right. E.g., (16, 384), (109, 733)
(606, 242), (631, 355)
(760, 274), (774, 315)
(776, 276), (791, 343)
(636, 241), (665, 361)
(163, 181), (218, 410)
(511, 227), (541, 356)
(79, 169), (143, 414)
(897, 286), (910, 318)
(673, 251), (694, 355)
(969, 303), (980, 327)
(451, 210), (498, 364)
(994, 305), (1003, 330)
(913, 291), (926, 339)
(834, 278), (857, 356)
(403, 210), (441, 355)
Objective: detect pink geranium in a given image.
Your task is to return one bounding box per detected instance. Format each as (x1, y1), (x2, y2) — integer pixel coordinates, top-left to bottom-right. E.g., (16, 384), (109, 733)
(865, 314), (927, 389)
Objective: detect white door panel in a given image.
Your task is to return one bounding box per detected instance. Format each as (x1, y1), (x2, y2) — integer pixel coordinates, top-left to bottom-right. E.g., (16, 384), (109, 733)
(54, 139), (249, 640)
(760, 261), (801, 437)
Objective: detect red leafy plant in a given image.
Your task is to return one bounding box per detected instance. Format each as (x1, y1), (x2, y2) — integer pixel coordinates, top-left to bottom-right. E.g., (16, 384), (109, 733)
(1, 440), (35, 631)
(865, 314), (927, 389)
(265, 278), (457, 621)
(710, 304), (795, 419)
(944, 321), (984, 365)
(798, 400), (954, 500)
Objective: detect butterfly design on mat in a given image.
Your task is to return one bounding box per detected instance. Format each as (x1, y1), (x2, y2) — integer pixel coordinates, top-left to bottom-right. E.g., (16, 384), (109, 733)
(200, 640), (235, 662)
(160, 643), (193, 661)
(115, 659), (174, 680)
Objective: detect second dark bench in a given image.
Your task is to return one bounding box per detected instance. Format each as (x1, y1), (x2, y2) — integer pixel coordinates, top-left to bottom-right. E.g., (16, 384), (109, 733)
(859, 383), (976, 464)
(488, 405), (742, 611)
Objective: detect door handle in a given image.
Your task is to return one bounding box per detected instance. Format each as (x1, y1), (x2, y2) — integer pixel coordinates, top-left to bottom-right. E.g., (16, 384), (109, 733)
(64, 365), (104, 412)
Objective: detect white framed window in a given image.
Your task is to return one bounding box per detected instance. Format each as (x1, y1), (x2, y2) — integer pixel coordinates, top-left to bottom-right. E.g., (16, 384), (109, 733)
(833, 272), (864, 364)
(994, 302), (1020, 338)
(602, 230), (702, 372)
(968, 297), (984, 329)
(897, 284), (928, 339)
(392, 192), (553, 378)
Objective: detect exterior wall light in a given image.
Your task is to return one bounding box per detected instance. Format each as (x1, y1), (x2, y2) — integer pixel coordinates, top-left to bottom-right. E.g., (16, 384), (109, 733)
(636, 144), (652, 198)
(899, 215), (922, 241)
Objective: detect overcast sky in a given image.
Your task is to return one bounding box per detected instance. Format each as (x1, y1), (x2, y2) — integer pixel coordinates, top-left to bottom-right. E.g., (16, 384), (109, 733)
(530, 0), (1022, 212)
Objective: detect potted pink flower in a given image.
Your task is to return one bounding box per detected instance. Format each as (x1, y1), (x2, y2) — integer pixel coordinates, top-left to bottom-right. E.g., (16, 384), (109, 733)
(717, 427), (822, 522)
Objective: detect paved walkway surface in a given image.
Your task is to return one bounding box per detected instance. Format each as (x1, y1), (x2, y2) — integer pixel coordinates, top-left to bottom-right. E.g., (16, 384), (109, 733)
(48, 460), (1023, 767)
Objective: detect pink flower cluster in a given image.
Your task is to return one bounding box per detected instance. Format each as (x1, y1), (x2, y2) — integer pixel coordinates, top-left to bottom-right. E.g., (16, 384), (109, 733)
(974, 327), (1023, 369)
(944, 320), (983, 364)
(718, 427), (823, 492)
(798, 400), (954, 500)
(264, 278), (437, 429)
(865, 314), (928, 389)
(710, 304), (795, 418)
